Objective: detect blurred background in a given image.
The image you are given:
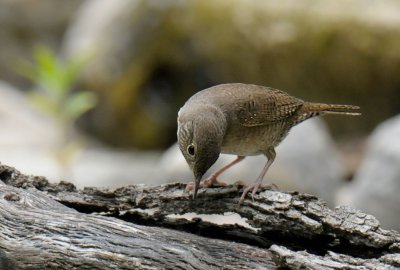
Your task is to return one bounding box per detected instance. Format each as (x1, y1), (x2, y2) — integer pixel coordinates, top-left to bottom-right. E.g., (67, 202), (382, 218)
(0, 0), (399, 230)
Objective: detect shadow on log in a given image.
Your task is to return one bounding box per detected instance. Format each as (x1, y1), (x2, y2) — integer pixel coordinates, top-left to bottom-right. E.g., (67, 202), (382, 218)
(0, 164), (399, 269)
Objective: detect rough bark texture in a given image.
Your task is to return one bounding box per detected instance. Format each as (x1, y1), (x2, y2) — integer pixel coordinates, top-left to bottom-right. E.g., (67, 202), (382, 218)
(0, 164), (399, 269)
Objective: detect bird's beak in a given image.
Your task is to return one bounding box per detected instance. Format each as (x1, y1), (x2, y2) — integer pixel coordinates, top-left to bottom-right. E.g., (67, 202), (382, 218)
(193, 174), (202, 199)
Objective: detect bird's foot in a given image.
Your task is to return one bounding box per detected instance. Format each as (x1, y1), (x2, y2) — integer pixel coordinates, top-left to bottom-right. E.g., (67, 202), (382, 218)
(202, 176), (229, 187)
(238, 182), (278, 205)
(239, 182), (261, 205)
(186, 176), (228, 191)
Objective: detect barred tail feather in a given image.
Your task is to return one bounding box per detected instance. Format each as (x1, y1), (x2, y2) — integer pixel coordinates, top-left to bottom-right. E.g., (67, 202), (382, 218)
(293, 102), (360, 126)
(303, 102), (361, 116)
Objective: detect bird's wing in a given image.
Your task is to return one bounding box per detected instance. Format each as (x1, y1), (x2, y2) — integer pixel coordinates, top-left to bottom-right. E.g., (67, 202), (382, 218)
(235, 88), (304, 127)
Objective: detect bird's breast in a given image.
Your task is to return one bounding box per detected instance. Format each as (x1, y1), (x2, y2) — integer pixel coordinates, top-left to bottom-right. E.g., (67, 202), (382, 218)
(220, 121), (289, 156)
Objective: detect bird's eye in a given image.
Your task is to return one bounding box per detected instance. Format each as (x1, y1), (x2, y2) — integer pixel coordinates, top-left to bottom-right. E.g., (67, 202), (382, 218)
(187, 144), (195, 156)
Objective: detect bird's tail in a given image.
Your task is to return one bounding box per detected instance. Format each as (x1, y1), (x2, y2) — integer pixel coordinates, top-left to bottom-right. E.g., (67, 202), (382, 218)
(303, 102), (361, 116)
(294, 102), (361, 125)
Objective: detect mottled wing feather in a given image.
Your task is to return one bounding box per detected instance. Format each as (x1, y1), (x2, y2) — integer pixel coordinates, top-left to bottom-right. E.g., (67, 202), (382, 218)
(237, 89), (303, 127)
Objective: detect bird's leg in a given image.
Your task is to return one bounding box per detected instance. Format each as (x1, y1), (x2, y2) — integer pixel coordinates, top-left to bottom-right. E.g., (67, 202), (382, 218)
(203, 156), (245, 186)
(186, 156), (245, 190)
(239, 149), (276, 205)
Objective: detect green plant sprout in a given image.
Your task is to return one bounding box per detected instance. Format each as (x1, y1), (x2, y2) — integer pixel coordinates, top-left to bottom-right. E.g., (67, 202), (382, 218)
(18, 45), (97, 180)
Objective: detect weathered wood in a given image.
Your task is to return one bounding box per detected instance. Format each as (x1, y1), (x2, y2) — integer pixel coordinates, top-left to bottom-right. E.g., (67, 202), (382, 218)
(0, 164), (399, 269)
(0, 181), (276, 269)
(270, 245), (400, 270)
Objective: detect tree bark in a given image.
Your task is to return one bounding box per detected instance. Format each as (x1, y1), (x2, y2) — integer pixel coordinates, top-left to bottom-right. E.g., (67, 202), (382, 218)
(0, 164), (399, 269)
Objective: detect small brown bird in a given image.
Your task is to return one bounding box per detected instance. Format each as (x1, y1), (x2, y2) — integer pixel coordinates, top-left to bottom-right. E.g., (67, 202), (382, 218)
(177, 83), (360, 204)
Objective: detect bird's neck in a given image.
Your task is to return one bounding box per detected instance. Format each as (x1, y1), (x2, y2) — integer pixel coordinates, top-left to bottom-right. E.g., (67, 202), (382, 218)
(195, 104), (227, 139)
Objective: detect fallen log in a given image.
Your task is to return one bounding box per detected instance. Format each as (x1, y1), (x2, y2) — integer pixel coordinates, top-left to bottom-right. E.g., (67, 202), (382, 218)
(0, 164), (399, 269)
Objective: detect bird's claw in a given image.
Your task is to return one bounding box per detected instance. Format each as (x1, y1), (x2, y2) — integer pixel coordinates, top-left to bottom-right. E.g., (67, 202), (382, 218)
(239, 182), (275, 205)
(202, 177), (228, 187)
(186, 177), (228, 192)
(239, 184), (257, 205)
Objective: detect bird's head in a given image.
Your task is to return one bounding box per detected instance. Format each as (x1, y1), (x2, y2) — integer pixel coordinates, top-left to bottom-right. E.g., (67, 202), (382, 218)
(177, 106), (226, 198)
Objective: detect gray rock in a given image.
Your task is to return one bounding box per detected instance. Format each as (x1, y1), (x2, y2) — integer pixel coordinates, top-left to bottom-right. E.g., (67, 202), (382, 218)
(158, 118), (344, 206)
(337, 115), (400, 231)
(62, 0), (140, 58)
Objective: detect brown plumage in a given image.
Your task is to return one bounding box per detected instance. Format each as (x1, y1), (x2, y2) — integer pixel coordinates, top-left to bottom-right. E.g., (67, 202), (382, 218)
(177, 83), (360, 204)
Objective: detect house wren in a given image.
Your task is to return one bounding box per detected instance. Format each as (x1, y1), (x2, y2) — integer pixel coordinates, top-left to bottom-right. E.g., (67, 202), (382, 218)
(177, 83), (360, 204)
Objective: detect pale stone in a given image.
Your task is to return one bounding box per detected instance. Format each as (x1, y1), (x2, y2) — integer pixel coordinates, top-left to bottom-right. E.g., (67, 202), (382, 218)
(337, 115), (400, 231)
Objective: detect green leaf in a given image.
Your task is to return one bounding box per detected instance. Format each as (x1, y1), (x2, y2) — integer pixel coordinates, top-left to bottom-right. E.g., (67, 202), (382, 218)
(18, 45), (97, 123)
(64, 91), (98, 121)
(33, 46), (64, 96)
